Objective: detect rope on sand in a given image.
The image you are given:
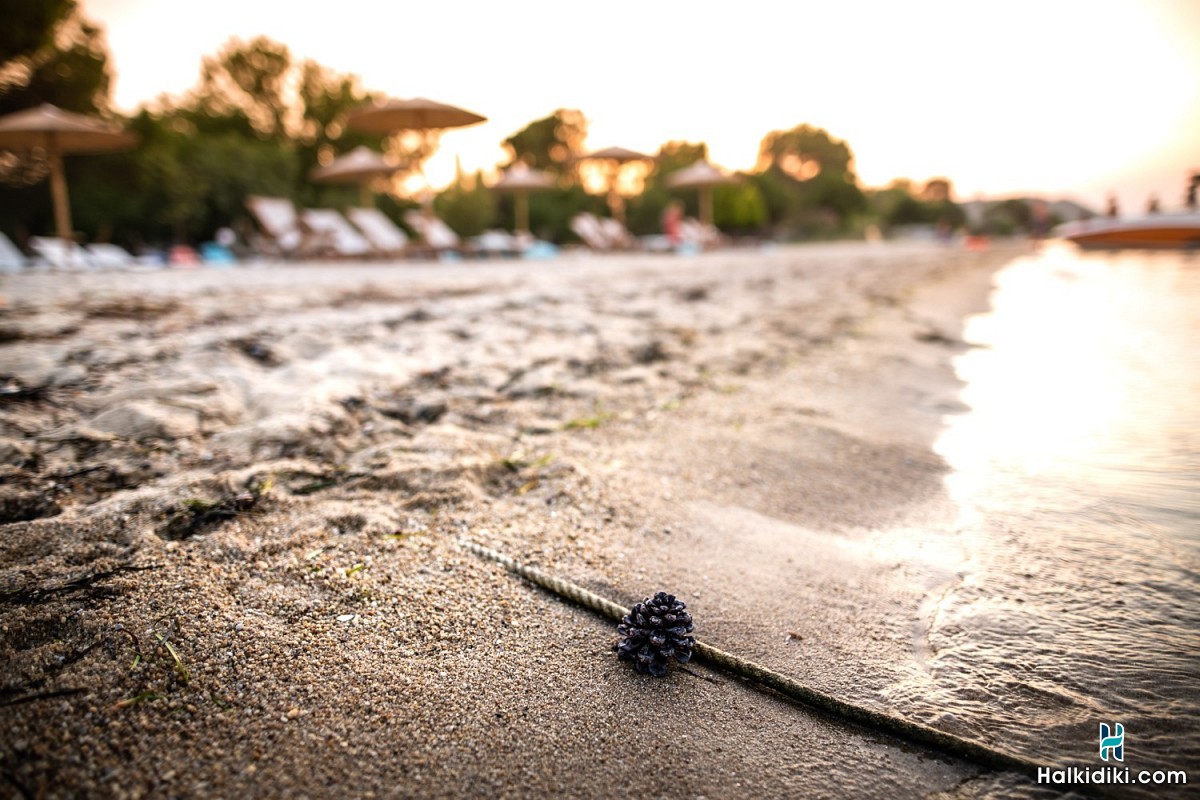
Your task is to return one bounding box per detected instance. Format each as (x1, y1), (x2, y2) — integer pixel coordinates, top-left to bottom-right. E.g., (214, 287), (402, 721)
(461, 539), (1044, 777)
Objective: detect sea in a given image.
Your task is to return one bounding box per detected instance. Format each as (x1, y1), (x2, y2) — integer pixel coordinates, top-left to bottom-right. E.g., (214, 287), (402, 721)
(898, 243), (1199, 793)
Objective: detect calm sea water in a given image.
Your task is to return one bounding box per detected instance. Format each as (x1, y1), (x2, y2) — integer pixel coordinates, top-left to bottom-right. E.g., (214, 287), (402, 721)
(890, 244), (1199, 790)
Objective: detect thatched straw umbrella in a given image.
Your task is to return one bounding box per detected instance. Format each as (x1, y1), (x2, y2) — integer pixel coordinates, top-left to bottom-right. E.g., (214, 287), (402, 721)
(666, 161), (740, 226)
(0, 104), (138, 240)
(494, 163), (556, 233)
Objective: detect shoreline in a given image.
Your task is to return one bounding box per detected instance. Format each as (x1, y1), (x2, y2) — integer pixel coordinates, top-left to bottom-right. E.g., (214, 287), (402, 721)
(0, 242), (1028, 798)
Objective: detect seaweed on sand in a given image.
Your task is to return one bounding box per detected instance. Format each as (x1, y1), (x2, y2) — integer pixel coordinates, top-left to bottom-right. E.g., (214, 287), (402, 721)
(157, 476), (272, 540)
(0, 564), (159, 606)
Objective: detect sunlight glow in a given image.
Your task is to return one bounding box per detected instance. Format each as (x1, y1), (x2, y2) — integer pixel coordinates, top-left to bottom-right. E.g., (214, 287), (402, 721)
(81, 0), (1200, 209)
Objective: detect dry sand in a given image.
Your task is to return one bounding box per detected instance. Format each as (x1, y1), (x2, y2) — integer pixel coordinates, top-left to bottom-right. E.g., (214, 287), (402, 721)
(0, 242), (1032, 799)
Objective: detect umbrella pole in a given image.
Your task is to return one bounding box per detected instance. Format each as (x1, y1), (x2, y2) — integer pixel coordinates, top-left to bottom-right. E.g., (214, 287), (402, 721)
(47, 135), (73, 241)
(607, 163), (624, 225)
(700, 187), (713, 227)
(516, 191), (529, 234)
(359, 182), (372, 208)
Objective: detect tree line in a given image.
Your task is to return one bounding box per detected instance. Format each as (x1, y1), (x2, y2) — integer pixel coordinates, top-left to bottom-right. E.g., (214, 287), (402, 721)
(1, 4), (974, 251)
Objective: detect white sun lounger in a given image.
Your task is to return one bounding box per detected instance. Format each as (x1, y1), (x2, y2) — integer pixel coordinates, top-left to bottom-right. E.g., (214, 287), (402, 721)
(86, 243), (137, 269)
(345, 207), (409, 256)
(0, 232), (25, 273)
(245, 195), (332, 259)
(28, 236), (91, 269)
(299, 208), (373, 258)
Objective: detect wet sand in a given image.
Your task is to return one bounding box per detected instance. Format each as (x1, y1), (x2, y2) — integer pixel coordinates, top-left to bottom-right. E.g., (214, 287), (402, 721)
(0, 242), (1029, 799)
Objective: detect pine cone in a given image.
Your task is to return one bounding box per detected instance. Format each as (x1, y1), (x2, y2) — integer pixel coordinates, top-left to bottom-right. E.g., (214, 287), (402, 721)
(616, 592), (695, 677)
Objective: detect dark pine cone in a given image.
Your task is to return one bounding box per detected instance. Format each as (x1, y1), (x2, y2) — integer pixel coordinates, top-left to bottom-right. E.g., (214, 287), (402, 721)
(616, 592), (695, 677)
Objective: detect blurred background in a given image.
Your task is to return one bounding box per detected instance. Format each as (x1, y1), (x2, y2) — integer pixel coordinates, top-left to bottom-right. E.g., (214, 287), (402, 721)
(1, 0), (1197, 251)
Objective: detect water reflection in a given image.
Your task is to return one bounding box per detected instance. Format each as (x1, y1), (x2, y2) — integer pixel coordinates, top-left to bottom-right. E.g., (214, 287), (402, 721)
(939, 244), (1200, 523)
(898, 244), (1200, 787)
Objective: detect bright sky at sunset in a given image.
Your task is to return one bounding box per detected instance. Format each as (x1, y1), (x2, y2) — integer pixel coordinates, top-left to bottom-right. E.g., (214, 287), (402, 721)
(83, 0), (1200, 211)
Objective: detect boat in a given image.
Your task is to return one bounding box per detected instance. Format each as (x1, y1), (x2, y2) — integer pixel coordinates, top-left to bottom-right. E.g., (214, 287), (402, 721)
(1055, 213), (1200, 249)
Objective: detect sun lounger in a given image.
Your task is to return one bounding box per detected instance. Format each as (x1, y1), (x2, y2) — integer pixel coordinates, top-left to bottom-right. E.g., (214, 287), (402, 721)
(570, 212), (637, 252)
(570, 213), (611, 251)
(0, 232), (25, 273)
(345, 207), (409, 256)
(28, 236), (91, 269)
(471, 229), (520, 257)
(680, 218), (724, 249)
(245, 195), (332, 259)
(403, 210), (464, 257)
(86, 243), (137, 269)
(598, 217), (637, 250)
(299, 209), (373, 258)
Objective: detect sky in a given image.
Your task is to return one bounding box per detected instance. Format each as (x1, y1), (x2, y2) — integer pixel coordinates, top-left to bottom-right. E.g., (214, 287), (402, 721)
(82, 0), (1200, 211)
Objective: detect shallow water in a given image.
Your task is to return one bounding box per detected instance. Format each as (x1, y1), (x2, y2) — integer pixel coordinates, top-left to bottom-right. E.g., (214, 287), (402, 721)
(896, 244), (1199, 789)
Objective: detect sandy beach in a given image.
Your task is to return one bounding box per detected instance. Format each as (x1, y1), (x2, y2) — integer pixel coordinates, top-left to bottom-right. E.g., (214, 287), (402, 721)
(0, 242), (1032, 799)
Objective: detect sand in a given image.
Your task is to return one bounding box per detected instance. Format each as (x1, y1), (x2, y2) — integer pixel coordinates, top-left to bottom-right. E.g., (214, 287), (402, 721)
(0, 241), (1031, 799)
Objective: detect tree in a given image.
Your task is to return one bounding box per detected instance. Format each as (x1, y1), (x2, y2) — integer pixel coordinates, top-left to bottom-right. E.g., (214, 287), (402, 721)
(433, 170), (494, 238)
(193, 37), (293, 140)
(713, 183), (767, 233)
(867, 179), (966, 234)
(753, 124), (868, 237)
(0, 0), (76, 64)
(921, 177), (953, 203)
(0, 2), (113, 115)
(501, 109), (587, 176)
(756, 124), (856, 183)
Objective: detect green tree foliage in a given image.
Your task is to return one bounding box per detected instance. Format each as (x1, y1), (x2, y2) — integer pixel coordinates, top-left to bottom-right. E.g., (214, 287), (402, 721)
(433, 170), (495, 238)
(868, 178), (966, 235)
(977, 198), (1033, 236)
(193, 36), (292, 140)
(0, 2), (112, 115)
(501, 109), (587, 177)
(0, 0), (76, 63)
(753, 124), (868, 238)
(757, 124), (855, 181)
(712, 183), (767, 232)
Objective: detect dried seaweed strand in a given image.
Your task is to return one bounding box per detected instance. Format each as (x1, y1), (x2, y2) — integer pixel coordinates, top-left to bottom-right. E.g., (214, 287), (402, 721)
(0, 564), (159, 606)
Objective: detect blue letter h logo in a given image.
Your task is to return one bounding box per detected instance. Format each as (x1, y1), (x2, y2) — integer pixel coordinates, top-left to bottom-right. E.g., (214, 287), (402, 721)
(1099, 723), (1124, 762)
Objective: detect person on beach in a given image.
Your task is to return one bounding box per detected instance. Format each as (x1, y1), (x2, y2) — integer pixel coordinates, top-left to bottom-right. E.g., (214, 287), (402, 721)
(662, 200), (684, 249)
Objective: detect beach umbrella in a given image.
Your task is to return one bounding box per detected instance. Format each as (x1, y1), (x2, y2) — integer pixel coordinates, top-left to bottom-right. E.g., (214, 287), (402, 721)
(578, 146), (652, 223)
(345, 97), (486, 135)
(666, 160), (740, 226)
(0, 103), (138, 241)
(309, 146), (403, 207)
(494, 163), (556, 233)
(345, 97), (486, 203)
(581, 146), (650, 163)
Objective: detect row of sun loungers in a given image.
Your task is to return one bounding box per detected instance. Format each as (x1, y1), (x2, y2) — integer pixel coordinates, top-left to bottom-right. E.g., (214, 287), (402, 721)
(0, 234), (151, 272)
(570, 212), (724, 253)
(0, 234), (241, 272)
(246, 196), (557, 261)
(248, 196), (452, 260)
(0, 203), (724, 274)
